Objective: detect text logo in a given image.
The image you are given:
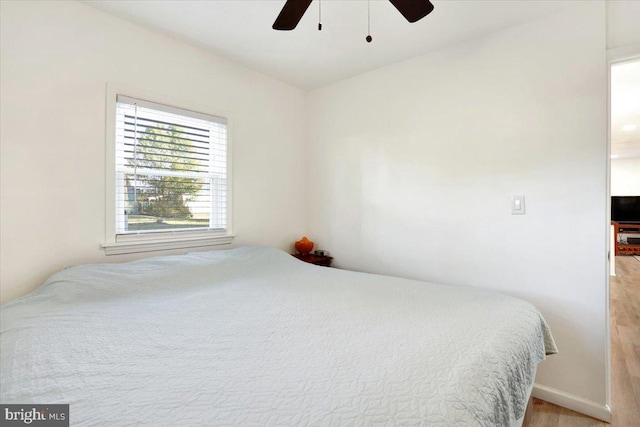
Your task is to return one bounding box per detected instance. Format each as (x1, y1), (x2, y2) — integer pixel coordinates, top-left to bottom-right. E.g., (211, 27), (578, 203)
(1, 405), (68, 426)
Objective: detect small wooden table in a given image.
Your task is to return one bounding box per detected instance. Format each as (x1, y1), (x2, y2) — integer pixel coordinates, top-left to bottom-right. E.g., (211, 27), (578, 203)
(292, 253), (333, 267)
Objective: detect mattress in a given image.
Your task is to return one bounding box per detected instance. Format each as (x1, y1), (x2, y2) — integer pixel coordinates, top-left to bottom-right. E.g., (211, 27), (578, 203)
(1, 246), (557, 426)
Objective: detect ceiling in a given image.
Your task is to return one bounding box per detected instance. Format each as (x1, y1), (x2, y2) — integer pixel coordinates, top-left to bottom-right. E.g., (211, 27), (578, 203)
(83, 0), (576, 90)
(82, 1), (638, 159)
(611, 60), (640, 160)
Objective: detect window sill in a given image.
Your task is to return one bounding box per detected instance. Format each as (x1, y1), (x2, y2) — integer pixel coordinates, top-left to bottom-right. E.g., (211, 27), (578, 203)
(102, 233), (235, 255)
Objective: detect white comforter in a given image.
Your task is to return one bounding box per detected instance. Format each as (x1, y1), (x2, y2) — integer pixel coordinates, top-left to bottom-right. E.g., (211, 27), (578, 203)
(1, 246), (556, 426)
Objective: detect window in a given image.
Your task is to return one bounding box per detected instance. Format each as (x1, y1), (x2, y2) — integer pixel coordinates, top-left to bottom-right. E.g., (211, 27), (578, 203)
(104, 90), (233, 255)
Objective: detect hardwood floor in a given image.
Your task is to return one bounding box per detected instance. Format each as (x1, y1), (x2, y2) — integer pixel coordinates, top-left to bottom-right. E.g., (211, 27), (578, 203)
(527, 256), (640, 426)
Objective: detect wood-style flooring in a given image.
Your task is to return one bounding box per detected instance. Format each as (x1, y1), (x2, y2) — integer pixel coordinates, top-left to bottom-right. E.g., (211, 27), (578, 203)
(527, 256), (640, 426)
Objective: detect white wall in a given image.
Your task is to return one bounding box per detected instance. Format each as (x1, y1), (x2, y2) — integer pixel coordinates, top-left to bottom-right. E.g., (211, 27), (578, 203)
(611, 158), (640, 195)
(0, 1), (307, 304)
(607, 0), (640, 49)
(306, 1), (608, 413)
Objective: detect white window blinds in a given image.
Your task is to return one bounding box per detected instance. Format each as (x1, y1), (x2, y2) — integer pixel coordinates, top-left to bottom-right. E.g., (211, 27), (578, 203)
(115, 95), (228, 236)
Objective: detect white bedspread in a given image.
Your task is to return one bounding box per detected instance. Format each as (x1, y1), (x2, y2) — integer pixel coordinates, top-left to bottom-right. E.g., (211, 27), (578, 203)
(1, 246), (556, 426)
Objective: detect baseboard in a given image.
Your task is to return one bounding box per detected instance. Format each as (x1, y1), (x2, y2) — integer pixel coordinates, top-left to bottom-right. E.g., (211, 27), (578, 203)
(532, 384), (612, 422)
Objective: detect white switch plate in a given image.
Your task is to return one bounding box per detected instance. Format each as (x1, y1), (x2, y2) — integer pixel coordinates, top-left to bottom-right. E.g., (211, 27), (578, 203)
(511, 195), (525, 215)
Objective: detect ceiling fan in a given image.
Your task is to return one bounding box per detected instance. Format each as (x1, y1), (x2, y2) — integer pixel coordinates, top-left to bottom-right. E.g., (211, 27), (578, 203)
(273, 0), (435, 32)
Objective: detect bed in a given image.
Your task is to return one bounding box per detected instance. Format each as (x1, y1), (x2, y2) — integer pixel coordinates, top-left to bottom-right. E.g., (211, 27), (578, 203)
(1, 246), (556, 426)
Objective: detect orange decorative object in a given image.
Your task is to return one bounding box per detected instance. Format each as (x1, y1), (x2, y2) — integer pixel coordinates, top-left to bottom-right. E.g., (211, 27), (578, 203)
(295, 236), (314, 256)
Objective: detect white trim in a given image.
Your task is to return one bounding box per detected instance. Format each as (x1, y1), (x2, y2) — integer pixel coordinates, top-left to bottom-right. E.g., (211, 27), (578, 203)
(107, 83), (233, 123)
(225, 114), (234, 239)
(532, 384), (612, 423)
(104, 82), (234, 254)
(605, 50), (613, 420)
(105, 83), (118, 247)
(102, 233), (235, 255)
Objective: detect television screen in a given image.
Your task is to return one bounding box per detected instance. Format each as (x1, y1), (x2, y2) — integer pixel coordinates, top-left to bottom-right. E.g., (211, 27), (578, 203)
(612, 196), (640, 223)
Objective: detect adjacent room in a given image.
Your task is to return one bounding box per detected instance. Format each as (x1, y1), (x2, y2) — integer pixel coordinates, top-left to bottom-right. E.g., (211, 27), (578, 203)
(1, 1), (639, 426)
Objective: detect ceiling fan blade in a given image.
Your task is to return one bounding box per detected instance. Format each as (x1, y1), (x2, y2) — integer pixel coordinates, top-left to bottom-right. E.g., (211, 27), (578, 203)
(273, 0), (314, 30)
(388, 0), (435, 23)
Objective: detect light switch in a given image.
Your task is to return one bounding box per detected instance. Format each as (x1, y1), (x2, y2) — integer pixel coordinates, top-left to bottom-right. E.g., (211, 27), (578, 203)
(511, 195), (525, 215)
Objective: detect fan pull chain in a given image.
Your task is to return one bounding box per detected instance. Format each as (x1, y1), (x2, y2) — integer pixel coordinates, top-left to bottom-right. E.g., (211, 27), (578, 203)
(318, 0), (322, 31)
(366, 0), (372, 43)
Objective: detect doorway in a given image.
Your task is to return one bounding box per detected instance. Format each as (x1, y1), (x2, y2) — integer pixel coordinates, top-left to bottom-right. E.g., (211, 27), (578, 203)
(607, 54), (640, 425)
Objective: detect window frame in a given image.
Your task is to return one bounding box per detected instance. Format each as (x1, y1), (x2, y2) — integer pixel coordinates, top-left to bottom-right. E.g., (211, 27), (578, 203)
(103, 84), (234, 255)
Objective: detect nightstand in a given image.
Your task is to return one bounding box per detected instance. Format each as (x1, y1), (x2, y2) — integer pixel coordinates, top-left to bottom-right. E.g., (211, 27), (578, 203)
(292, 253), (333, 267)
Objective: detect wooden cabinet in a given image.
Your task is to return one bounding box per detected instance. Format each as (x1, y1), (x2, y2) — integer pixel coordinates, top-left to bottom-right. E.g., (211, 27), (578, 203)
(612, 221), (640, 255)
(292, 253), (333, 267)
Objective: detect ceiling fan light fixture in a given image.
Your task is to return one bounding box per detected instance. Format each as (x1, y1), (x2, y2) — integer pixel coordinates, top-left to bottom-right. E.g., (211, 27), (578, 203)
(272, 0), (313, 30)
(273, 0), (435, 34)
(388, 0), (435, 23)
(366, 0), (372, 43)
